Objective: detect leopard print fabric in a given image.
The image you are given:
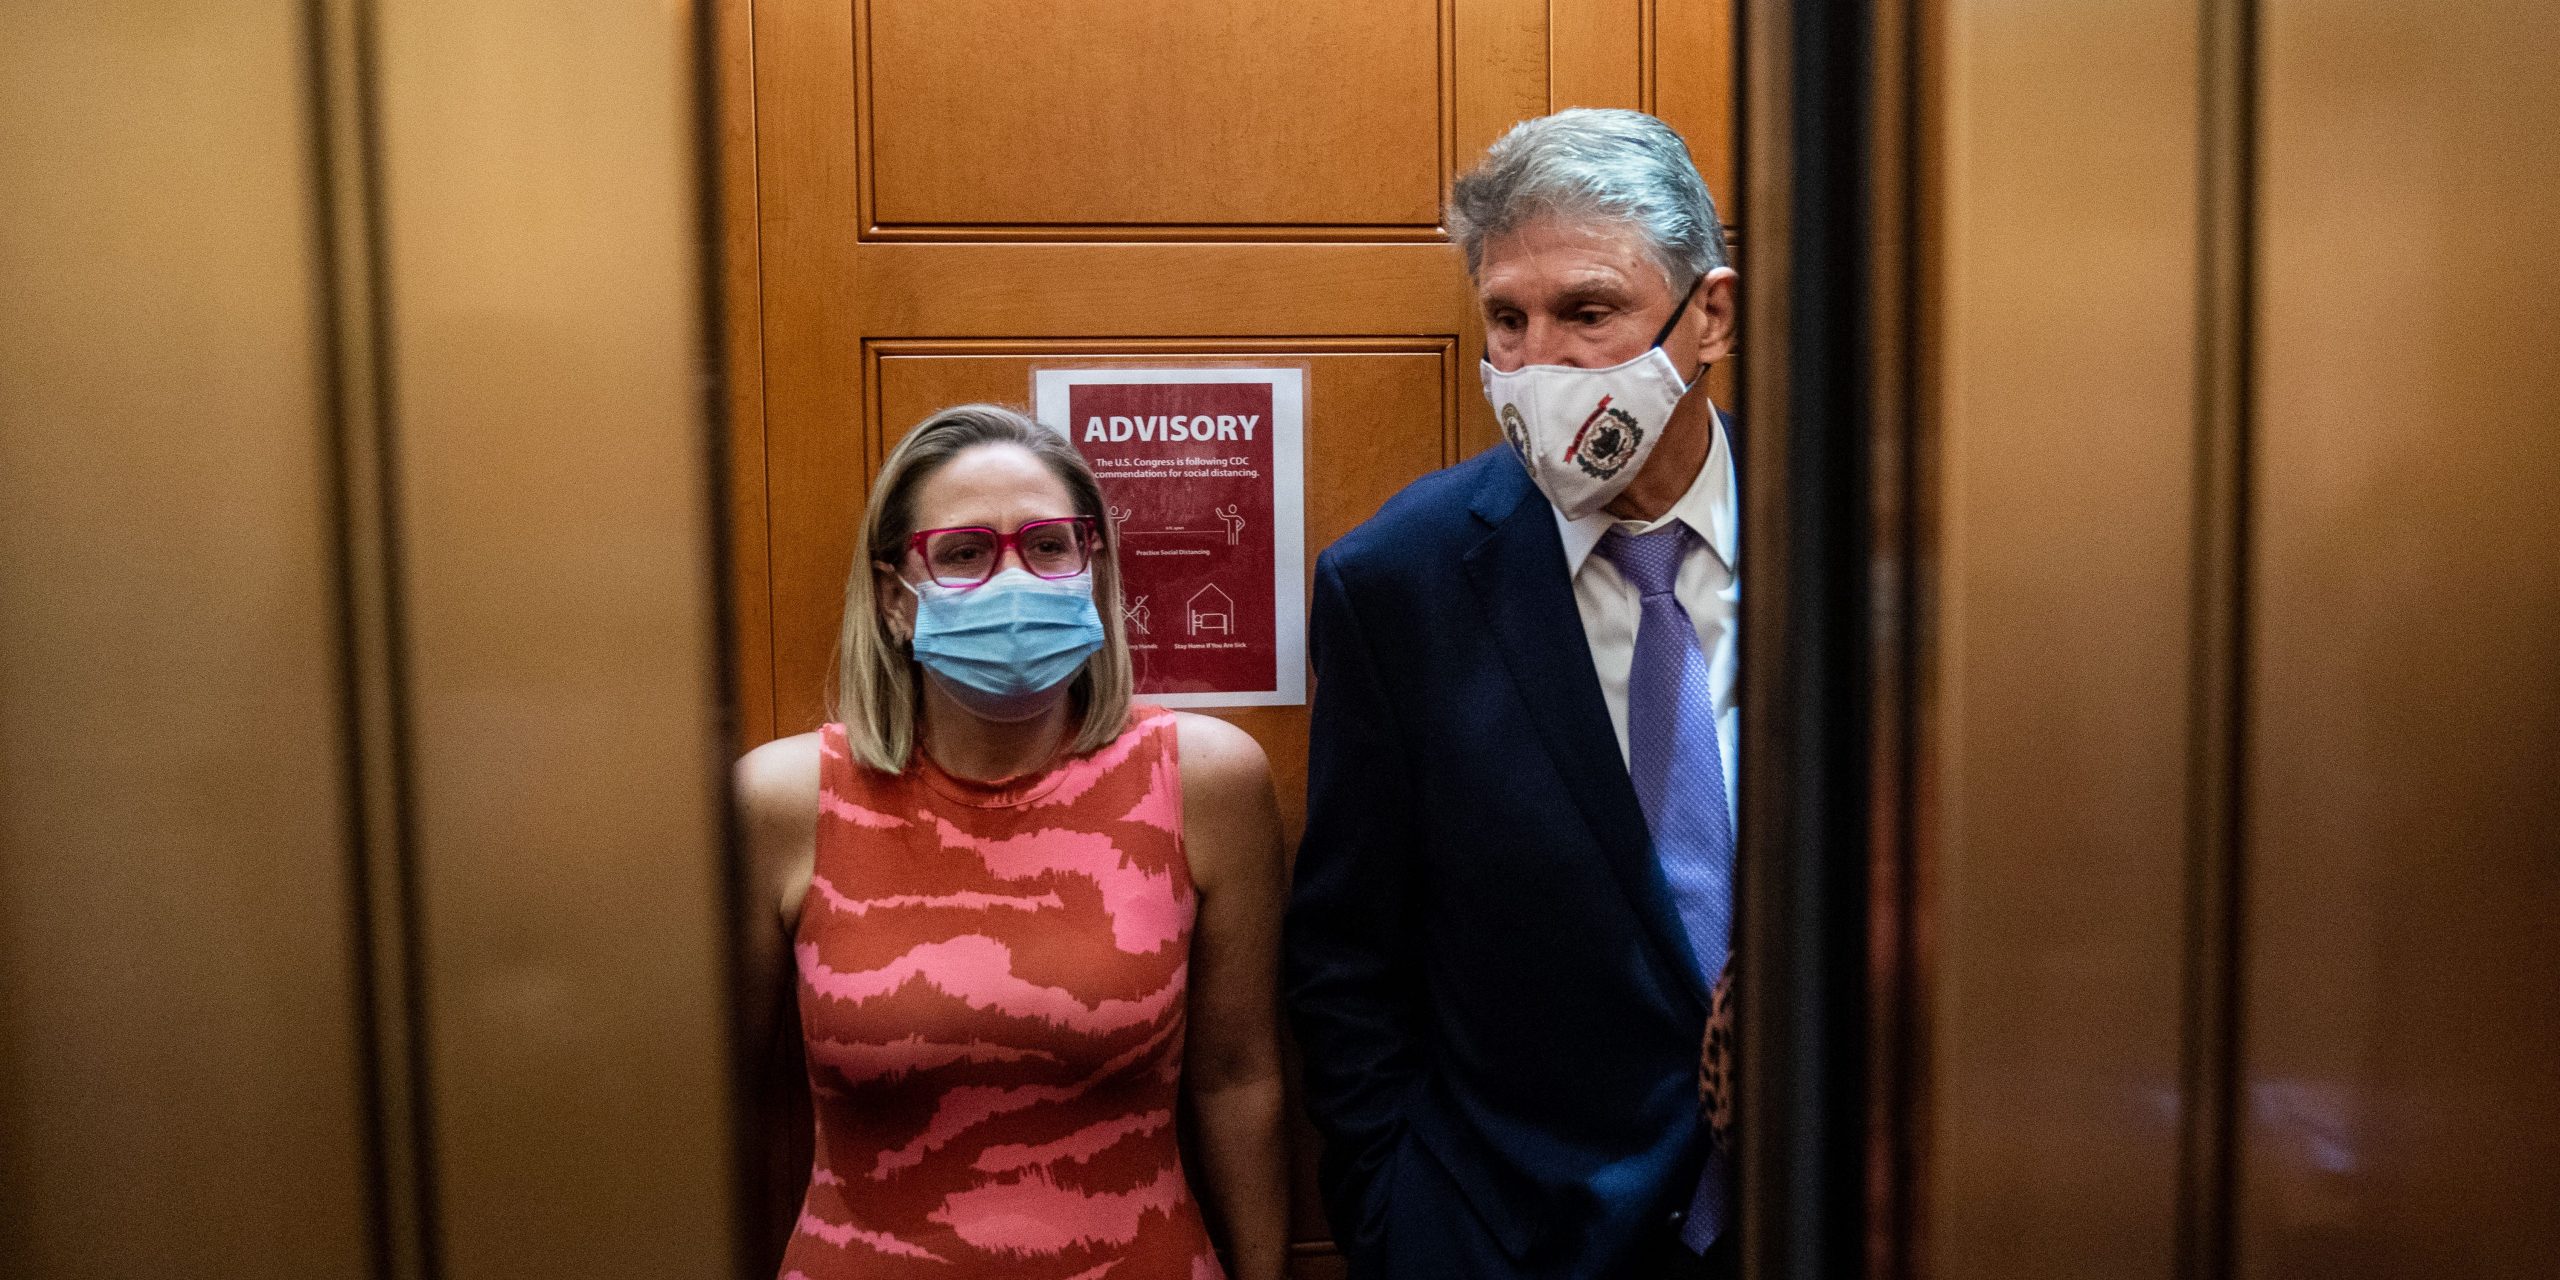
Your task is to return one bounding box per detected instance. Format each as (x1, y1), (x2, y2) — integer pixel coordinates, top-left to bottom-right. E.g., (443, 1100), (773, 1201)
(1699, 952), (1735, 1148)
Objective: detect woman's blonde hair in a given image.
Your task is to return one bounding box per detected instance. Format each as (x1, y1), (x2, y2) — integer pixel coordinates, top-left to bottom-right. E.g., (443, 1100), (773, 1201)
(832, 404), (1134, 773)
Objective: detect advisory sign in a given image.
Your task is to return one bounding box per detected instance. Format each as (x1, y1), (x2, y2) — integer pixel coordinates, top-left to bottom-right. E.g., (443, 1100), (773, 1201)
(1034, 367), (1306, 707)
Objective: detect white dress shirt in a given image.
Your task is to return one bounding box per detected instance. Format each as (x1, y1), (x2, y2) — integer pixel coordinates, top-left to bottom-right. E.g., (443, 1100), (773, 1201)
(1552, 405), (1740, 826)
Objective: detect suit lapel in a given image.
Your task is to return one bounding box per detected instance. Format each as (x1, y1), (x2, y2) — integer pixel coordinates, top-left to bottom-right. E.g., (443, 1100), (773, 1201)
(1461, 455), (1714, 1010)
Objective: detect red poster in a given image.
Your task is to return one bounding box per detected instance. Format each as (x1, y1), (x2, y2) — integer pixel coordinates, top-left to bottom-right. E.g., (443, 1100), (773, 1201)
(1035, 367), (1306, 706)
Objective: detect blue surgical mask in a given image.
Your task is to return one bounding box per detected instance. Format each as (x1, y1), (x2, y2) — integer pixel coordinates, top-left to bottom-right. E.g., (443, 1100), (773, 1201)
(907, 567), (1105, 723)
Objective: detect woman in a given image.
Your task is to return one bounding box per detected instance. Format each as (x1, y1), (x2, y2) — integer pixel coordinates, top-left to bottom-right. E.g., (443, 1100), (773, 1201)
(735, 405), (1288, 1279)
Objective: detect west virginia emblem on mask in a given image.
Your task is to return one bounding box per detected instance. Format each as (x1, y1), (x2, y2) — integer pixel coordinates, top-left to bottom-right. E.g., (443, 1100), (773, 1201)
(1572, 400), (1645, 479)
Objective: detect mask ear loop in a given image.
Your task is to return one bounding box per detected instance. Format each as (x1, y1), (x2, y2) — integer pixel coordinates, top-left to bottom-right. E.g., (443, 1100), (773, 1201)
(877, 560), (922, 646)
(1650, 271), (1708, 352)
(1649, 272), (1711, 392)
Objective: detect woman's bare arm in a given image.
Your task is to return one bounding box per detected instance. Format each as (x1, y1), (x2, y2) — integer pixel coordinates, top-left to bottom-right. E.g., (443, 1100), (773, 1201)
(733, 732), (824, 1249)
(1173, 712), (1290, 1280)
(735, 731), (823, 954)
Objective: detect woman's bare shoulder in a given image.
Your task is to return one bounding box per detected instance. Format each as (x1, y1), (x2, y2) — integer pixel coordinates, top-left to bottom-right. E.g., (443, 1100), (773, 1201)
(1170, 713), (1277, 895)
(1170, 711), (1270, 793)
(735, 731), (824, 835)
(735, 732), (825, 929)
(735, 732), (825, 949)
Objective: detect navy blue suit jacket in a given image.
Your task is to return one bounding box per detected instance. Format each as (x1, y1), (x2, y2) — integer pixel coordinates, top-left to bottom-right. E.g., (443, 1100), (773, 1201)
(1286, 427), (1735, 1280)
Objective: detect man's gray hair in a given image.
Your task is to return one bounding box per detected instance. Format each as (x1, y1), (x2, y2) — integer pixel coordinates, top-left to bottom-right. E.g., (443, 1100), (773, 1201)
(1448, 108), (1728, 287)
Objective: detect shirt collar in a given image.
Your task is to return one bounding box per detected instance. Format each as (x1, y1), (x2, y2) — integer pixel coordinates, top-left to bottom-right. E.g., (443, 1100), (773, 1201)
(1554, 403), (1738, 577)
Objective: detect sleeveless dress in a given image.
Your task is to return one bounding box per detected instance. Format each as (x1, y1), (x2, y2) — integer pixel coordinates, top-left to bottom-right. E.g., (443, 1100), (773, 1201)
(781, 707), (1224, 1280)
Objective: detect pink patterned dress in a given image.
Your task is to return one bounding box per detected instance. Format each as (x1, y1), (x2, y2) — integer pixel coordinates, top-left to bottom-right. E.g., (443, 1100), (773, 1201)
(781, 708), (1223, 1280)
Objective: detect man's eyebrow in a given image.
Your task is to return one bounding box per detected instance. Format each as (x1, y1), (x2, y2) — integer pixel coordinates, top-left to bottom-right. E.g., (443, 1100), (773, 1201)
(1479, 273), (1640, 311)
(1551, 274), (1637, 302)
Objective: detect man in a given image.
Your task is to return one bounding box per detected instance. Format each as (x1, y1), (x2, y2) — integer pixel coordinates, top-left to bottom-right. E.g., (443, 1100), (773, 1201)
(1286, 109), (1742, 1279)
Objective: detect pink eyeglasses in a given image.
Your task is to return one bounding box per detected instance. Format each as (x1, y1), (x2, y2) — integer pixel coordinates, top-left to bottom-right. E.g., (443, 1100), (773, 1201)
(901, 516), (1098, 589)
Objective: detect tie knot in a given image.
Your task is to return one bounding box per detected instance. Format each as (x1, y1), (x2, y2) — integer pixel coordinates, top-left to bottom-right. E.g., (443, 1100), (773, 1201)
(1597, 525), (1689, 597)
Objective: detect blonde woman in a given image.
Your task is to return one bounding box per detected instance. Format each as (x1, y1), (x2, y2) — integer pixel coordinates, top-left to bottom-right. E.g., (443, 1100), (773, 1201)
(736, 405), (1287, 1279)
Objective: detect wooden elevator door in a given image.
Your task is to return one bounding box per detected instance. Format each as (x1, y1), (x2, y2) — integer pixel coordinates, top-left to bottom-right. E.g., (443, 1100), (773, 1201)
(723, 1), (1733, 1271)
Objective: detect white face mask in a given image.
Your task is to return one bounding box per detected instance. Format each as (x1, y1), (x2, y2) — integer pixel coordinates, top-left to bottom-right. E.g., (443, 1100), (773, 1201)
(1479, 277), (1703, 520)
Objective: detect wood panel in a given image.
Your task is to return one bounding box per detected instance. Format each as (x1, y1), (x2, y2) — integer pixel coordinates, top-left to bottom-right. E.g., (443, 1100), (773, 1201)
(1454, 0), (1549, 170)
(864, 0), (1451, 236)
(2241, 0), (2560, 1273)
(745, 1), (1738, 744)
(755, 0), (871, 746)
(1551, 0), (1647, 111)
(1653, 0), (1737, 220)
(0, 3), (374, 1276)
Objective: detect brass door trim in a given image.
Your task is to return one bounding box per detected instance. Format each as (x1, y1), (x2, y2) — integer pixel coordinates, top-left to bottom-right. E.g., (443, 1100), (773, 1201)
(306, 0), (436, 1275)
(2178, 0), (2259, 1275)
(1734, 0), (1932, 1274)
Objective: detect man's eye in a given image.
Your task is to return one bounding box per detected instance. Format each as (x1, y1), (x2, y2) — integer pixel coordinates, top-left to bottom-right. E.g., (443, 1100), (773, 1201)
(1575, 309), (1611, 326)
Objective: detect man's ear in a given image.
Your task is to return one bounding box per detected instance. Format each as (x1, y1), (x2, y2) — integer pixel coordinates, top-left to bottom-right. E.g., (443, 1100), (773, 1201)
(1691, 266), (1740, 370)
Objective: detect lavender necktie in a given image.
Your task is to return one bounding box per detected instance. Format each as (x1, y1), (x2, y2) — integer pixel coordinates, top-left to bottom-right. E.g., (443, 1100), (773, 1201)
(1597, 524), (1733, 1253)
